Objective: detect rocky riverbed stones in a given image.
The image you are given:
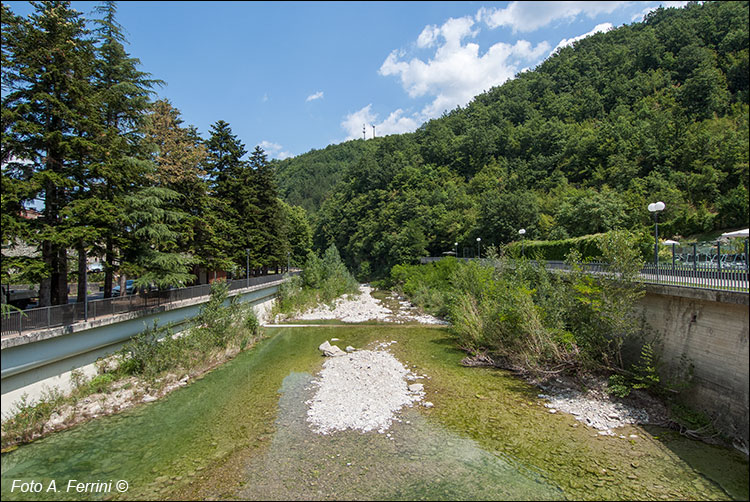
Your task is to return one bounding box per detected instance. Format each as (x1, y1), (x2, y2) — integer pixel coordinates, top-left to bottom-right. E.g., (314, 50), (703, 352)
(408, 383), (424, 393)
(306, 345), (425, 434)
(295, 285), (448, 324)
(538, 388), (651, 434)
(299, 286), (657, 439)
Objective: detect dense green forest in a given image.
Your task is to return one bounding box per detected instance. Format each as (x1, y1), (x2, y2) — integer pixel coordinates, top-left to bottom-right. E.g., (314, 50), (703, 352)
(273, 1), (749, 278)
(3, 1), (749, 306)
(1, 1), (313, 307)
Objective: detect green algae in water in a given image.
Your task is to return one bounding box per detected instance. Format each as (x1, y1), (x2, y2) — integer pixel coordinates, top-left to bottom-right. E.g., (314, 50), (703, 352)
(0, 332), (301, 501)
(642, 425), (750, 501)
(0, 380), (234, 501)
(237, 371), (564, 501)
(2, 325), (747, 501)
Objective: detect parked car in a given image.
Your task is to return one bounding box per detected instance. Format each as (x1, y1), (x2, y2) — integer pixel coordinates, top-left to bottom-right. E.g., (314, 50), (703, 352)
(112, 280), (135, 295)
(1, 286), (37, 310)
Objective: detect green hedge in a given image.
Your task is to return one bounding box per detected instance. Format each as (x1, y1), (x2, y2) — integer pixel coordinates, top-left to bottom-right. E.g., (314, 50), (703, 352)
(504, 231), (652, 261)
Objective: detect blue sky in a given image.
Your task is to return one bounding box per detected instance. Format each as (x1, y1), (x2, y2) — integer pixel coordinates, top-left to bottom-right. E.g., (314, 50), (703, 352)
(5, 1), (688, 160)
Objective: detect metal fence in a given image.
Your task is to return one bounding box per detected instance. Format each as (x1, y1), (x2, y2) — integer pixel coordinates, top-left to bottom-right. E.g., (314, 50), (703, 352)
(1, 273), (298, 338)
(638, 261), (749, 292)
(420, 256), (749, 293)
(534, 260), (748, 292)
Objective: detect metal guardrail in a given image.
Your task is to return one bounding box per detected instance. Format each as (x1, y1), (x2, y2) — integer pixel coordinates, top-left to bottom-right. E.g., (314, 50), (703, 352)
(542, 260), (748, 292)
(638, 262), (748, 292)
(1, 273), (298, 337)
(419, 257), (749, 293)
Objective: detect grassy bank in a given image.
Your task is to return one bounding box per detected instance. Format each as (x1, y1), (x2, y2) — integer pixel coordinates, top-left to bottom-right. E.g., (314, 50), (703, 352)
(1, 280), (262, 450)
(389, 231), (649, 379)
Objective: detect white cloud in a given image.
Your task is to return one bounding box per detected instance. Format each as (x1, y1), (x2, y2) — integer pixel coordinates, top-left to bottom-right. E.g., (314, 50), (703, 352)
(631, 1), (689, 22)
(377, 109), (420, 136)
(259, 140), (292, 160)
(359, 1), (659, 141)
(477, 1), (628, 33)
(417, 25), (440, 48)
(262, 93), (269, 102)
(341, 104), (376, 140)
(551, 22), (613, 56)
(306, 91), (324, 102)
(341, 104), (419, 141)
(379, 15), (549, 120)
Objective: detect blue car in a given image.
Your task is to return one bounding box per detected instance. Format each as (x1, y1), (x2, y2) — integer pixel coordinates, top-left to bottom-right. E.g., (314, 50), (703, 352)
(112, 280), (135, 295)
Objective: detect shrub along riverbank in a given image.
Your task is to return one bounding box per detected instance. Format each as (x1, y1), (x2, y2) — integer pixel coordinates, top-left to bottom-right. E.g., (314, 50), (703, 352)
(1, 280), (262, 450)
(272, 244), (359, 319)
(389, 231), (648, 376)
(386, 230), (719, 442)
(1, 244), (357, 450)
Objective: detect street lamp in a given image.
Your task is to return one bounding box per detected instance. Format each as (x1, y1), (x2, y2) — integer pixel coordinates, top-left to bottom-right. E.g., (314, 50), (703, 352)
(648, 201), (665, 276)
(476, 237), (481, 259)
(519, 229), (526, 257)
(454, 242), (458, 259)
(245, 248), (250, 288)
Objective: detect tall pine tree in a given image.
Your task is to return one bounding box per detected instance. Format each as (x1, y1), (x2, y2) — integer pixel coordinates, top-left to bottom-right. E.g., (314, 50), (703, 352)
(248, 146), (285, 274)
(140, 99), (205, 285)
(121, 185), (194, 289)
(2, 1), (98, 306)
(203, 120), (248, 277)
(1, 4), (37, 295)
(91, 0), (161, 298)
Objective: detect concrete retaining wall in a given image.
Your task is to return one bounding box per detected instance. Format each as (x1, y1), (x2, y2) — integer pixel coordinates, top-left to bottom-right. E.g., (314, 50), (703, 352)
(639, 285), (749, 449)
(1, 280), (281, 418)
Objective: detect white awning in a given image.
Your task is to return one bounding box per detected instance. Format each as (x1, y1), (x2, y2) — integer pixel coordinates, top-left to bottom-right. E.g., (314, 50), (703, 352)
(720, 229), (749, 238)
(662, 239), (680, 245)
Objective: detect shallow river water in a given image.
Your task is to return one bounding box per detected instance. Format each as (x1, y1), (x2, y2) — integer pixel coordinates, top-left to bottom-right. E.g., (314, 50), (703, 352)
(2, 325), (748, 500)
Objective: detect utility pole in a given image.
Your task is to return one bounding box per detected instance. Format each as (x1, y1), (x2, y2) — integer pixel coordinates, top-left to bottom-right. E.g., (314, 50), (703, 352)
(84, 259), (88, 321)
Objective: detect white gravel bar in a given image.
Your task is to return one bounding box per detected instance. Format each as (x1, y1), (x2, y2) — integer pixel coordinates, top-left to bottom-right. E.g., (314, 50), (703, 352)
(306, 343), (425, 434)
(295, 285), (448, 325)
(538, 390), (650, 434)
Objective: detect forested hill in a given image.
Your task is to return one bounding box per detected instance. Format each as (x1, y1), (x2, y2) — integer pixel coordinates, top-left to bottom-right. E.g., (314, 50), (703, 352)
(273, 1), (749, 278)
(273, 140), (377, 215)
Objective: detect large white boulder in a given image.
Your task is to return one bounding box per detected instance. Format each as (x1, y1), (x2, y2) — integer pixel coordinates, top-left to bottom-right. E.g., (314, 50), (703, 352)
(318, 340), (346, 357)
(408, 383), (424, 393)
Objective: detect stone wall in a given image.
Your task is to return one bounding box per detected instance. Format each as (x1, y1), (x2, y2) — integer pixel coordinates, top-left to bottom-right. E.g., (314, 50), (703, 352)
(639, 285), (749, 451)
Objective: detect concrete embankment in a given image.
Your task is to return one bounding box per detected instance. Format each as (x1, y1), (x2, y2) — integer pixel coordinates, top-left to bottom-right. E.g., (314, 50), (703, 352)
(638, 285), (749, 451)
(1, 280), (282, 417)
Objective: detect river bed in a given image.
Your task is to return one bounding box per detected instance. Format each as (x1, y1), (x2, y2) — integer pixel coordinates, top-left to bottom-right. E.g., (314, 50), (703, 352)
(2, 325), (748, 500)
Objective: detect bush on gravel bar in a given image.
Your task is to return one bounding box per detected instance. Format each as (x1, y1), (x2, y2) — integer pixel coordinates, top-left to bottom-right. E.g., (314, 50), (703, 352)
(275, 244), (360, 316)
